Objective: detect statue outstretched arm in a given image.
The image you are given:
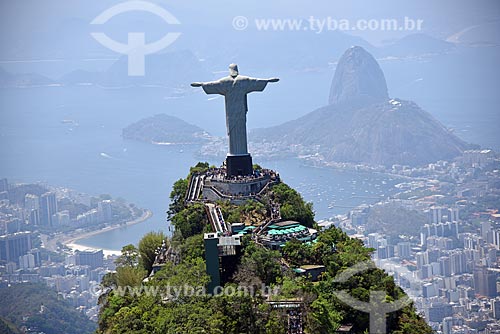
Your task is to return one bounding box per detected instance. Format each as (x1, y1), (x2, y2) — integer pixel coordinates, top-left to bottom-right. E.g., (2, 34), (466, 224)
(191, 80), (226, 95)
(267, 78), (279, 83)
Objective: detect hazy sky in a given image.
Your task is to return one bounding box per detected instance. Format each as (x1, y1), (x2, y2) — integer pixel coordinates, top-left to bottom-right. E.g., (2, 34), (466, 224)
(1, 0), (499, 48)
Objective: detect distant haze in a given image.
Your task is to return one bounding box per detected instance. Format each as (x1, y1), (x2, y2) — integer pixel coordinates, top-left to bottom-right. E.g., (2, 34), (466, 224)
(1, 1), (499, 174)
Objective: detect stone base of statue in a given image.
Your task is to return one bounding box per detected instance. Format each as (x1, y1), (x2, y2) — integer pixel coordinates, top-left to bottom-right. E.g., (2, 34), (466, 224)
(226, 154), (253, 177)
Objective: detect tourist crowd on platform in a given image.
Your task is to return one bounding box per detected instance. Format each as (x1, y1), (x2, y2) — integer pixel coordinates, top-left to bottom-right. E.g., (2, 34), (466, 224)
(203, 166), (279, 184)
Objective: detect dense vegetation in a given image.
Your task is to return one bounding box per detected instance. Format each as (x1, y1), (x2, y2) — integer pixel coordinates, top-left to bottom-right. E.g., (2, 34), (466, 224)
(265, 183), (315, 227)
(0, 284), (96, 334)
(97, 163), (432, 333)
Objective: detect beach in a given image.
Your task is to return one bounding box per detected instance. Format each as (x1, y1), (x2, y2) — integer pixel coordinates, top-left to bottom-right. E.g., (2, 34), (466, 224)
(42, 209), (153, 257)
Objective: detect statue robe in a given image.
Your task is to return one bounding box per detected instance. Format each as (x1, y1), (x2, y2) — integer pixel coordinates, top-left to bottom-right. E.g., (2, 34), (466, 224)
(201, 75), (268, 155)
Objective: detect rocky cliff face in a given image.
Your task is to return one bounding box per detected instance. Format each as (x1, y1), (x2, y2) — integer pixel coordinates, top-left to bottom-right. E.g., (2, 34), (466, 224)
(251, 46), (470, 167)
(329, 46), (388, 106)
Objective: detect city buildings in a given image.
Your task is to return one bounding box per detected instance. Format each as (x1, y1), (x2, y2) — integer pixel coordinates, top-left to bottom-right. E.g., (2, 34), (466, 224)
(0, 180), (143, 323)
(0, 231), (33, 263)
(40, 192), (57, 226)
(325, 152), (500, 333)
(75, 249), (104, 269)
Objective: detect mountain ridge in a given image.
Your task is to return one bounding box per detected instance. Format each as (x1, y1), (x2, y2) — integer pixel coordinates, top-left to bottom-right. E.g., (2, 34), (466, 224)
(251, 46), (471, 167)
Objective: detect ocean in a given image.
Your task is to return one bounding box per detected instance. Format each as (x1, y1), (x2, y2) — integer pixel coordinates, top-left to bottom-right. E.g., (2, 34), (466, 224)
(0, 83), (497, 250)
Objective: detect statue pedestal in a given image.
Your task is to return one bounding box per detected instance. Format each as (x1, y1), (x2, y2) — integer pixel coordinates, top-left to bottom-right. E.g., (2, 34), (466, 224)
(226, 154), (253, 177)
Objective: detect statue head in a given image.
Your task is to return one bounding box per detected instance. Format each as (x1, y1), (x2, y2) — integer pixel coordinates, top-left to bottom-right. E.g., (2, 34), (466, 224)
(229, 63), (239, 77)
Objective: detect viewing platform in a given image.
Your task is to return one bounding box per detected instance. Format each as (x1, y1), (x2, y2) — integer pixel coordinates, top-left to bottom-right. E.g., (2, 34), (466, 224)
(185, 167), (280, 205)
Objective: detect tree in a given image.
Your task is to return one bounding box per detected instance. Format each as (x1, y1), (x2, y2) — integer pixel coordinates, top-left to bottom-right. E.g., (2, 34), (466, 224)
(178, 234), (205, 261)
(115, 244), (139, 268)
(282, 238), (313, 266)
(101, 272), (117, 289)
(264, 310), (288, 334)
(394, 312), (433, 334)
(115, 266), (146, 288)
(218, 199), (267, 225)
(306, 295), (342, 333)
(155, 258), (210, 293)
(253, 163), (263, 170)
(167, 162), (209, 219)
(234, 242), (282, 286)
(167, 178), (188, 219)
(170, 203), (208, 239)
(189, 161), (210, 175)
(138, 231), (165, 273)
(270, 183), (315, 227)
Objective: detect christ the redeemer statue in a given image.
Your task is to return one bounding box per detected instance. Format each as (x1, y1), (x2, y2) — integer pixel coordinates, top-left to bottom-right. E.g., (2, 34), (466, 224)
(191, 64), (279, 176)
